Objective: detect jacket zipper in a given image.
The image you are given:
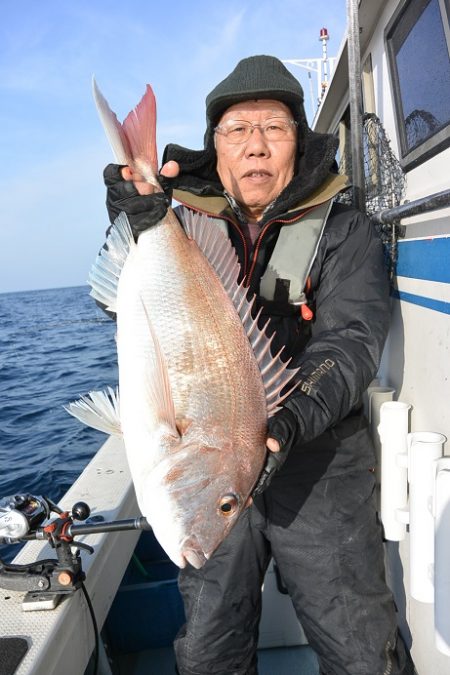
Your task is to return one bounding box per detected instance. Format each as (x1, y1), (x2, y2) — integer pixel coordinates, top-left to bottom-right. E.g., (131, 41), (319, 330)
(245, 203), (321, 289)
(176, 198), (328, 290)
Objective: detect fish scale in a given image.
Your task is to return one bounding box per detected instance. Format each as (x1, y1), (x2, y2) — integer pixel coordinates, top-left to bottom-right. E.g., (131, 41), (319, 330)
(110, 208), (269, 568)
(117, 208), (266, 440)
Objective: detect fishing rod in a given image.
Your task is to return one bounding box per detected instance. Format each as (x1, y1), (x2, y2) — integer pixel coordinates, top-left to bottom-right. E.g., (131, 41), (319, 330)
(0, 494), (152, 675)
(0, 493), (151, 600)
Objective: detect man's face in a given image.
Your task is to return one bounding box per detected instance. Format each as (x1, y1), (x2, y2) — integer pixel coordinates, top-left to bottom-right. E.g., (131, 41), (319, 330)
(215, 100), (297, 221)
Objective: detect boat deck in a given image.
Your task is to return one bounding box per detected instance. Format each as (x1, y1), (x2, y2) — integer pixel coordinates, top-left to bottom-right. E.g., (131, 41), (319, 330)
(115, 644), (319, 674)
(1, 439), (320, 675)
(103, 527), (320, 675)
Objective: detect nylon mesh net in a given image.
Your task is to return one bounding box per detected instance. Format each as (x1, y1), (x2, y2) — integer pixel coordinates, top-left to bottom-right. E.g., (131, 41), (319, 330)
(337, 112), (406, 214)
(337, 113), (407, 278)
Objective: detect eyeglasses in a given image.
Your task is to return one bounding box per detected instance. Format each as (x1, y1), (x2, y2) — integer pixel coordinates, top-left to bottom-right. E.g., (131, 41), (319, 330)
(214, 117), (298, 144)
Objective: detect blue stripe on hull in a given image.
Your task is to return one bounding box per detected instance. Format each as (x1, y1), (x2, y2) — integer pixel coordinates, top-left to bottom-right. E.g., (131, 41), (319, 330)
(391, 290), (450, 314)
(396, 237), (450, 283)
(391, 237), (450, 313)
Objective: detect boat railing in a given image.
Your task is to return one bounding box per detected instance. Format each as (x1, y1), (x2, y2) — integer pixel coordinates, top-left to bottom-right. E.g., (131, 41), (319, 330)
(368, 187), (450, 280)
(371, 187), (450, 226)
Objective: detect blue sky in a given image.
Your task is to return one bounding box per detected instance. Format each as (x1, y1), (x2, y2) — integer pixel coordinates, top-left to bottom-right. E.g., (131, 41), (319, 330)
(0, 1), (347, 294)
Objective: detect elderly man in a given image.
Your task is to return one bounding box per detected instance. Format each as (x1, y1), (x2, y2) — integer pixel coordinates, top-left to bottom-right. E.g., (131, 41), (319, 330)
(104, 56), (414, 675)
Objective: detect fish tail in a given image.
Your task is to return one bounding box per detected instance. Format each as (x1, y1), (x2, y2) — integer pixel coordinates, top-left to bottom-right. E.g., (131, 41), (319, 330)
(92, 77), (158, 184)
(122, 85), (158, 177)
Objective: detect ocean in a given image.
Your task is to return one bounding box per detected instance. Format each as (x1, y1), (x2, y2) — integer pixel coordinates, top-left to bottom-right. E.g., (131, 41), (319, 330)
(0, 285), (117, 561)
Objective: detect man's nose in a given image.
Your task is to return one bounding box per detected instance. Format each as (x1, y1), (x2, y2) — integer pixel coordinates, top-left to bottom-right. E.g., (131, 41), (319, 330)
(245, 127), (270, 156)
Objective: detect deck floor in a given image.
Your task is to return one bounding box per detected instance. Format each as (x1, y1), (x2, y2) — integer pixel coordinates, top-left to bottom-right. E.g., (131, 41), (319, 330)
(116, 644), (319, 674)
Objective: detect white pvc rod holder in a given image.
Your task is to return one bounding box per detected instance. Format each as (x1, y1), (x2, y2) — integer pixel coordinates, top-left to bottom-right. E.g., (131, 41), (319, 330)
(435, 456), (450, 655)
(378, 401), (410, 541)
(368, 387), (395, 484)
(407, 432), (445, 603)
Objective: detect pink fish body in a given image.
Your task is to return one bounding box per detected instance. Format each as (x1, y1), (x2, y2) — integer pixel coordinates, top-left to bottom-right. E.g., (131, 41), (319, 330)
(72, 83), (298, 568)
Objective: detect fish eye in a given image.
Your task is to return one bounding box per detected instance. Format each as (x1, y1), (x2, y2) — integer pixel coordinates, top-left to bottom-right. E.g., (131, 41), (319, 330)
(218, 494), (239, 517)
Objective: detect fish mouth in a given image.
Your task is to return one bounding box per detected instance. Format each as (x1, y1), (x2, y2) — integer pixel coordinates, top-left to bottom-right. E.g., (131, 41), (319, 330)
(182, 548), (208, 569)
(181, 534), (209, 569)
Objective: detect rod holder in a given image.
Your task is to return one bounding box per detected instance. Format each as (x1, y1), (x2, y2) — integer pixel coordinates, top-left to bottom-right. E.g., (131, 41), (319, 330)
(435, 456), (450, 655)
(378, 404), (449, 651)
(378, 401), (410, 541)
(368, 386), (395, 493)
(407, 432), (445, 603)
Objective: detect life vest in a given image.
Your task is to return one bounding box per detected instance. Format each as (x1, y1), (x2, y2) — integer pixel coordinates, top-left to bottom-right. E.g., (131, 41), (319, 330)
(176, 199), (333, 320)
(258, 199), (333, 316)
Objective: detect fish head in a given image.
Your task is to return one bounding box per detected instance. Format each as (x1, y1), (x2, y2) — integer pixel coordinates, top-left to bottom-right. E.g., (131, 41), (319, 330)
(139, 430), (257, 569)
(173, 476), (244, 569)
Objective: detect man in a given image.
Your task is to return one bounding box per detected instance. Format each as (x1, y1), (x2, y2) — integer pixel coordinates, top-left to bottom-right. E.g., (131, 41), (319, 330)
(104, 56), (414, 675)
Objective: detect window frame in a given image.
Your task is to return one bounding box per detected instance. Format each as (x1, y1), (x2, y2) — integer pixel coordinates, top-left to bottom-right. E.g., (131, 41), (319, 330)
(385, 0), (450, 171)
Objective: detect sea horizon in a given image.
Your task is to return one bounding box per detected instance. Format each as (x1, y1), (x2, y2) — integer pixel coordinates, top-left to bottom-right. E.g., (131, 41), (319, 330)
(0, 285), (117, 561)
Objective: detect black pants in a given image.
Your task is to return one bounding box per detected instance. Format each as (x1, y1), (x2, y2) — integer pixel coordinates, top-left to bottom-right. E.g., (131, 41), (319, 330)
(174, 470), (414, 675)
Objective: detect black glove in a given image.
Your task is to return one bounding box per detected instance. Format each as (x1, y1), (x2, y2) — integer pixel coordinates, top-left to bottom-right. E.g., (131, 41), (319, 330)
(103, 164), (173, 239)
(252, 407), (298, 497)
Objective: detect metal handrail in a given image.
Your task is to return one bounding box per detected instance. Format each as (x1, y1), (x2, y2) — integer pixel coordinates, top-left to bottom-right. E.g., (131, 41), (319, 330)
(371, 188), (450, 226)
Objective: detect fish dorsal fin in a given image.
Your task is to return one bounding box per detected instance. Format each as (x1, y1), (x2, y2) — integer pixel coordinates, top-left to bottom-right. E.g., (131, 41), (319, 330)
(181, 209), (299, 416)
(93, 78), (158, 184)
(65, 387), (122, 436)
(88, 212), (135, 312)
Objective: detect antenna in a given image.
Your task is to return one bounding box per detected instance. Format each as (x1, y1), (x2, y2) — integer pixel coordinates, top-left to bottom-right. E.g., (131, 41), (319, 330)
(319, 27), (330, 99)
(283, 27), (336, 118)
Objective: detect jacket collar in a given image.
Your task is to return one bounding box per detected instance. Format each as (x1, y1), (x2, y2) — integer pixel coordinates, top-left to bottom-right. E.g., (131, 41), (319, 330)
(173, 172), (349, 224)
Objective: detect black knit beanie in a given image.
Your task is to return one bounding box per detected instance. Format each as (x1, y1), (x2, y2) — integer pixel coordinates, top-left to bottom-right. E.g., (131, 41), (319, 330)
(163, 55), (339, 209)
(205, 55), (306, 126)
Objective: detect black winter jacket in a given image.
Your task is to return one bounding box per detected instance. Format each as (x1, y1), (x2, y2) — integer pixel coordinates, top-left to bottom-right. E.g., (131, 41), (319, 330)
(104, 115), (390, 481)
(172, 178), (390, 481)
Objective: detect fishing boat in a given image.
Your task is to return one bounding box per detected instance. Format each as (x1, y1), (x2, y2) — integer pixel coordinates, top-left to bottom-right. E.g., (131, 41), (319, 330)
(312, 1), (450, 674)
(1, 0), (449, 672)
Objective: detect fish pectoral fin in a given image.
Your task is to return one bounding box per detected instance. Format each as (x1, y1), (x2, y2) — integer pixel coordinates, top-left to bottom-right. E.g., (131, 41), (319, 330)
(65, 386), (121, 436)
(175, 417), (193, 436)
(141, 302), (179, 438)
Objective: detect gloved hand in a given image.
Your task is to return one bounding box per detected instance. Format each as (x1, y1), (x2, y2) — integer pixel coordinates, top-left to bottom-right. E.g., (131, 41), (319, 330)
(103, 164), (173, 238)
(252, 407), (298, 497)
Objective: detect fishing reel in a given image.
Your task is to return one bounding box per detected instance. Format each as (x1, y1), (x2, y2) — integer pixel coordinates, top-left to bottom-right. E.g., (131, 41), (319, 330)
(0, 494), (52, 542)
(0, 493), (151, 609)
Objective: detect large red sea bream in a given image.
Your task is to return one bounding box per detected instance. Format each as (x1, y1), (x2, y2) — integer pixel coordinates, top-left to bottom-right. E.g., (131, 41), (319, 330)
(67, 82), (297, 568)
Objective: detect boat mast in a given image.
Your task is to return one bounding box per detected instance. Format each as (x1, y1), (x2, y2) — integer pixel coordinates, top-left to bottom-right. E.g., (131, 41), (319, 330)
(283, 29), (336, 119)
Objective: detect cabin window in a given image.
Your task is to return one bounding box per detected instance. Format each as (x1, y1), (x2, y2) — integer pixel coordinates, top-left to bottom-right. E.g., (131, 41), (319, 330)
(386, 0), (450, 169)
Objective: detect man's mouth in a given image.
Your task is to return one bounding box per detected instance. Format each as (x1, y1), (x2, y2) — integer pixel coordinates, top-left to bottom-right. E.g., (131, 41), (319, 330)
(242, 170), (272, 180)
